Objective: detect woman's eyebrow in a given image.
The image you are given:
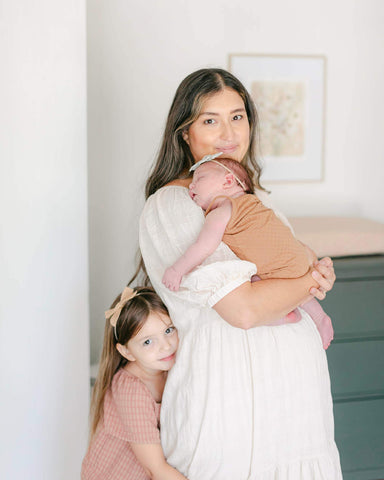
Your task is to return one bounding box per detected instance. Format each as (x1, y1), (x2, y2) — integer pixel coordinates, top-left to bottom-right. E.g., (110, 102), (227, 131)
(199, 111), (219, 116)
(199, 107), (246, 116)
(231, 108), (246, 114)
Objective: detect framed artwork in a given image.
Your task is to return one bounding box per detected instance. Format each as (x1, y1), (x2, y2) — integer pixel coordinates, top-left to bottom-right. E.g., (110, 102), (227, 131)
(229, 54), (326, 182)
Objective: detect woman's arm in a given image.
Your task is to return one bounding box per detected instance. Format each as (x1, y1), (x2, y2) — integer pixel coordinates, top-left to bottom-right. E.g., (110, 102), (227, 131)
(213, 257), (335, 329)
(131, 443), (188, 480)
(140, 187), (335, 328)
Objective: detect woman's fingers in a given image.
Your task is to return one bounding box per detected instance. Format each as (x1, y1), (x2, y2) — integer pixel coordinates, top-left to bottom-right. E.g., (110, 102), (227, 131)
(317, 256), (333, 268)
(310, 257), (336, 299)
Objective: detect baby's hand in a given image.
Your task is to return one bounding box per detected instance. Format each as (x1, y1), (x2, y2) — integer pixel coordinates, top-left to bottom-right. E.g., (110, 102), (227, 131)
(162, 266), (183, 292)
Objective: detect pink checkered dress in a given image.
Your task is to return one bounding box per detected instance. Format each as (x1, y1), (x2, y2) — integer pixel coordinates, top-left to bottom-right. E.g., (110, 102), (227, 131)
(81, 369), (161, 480)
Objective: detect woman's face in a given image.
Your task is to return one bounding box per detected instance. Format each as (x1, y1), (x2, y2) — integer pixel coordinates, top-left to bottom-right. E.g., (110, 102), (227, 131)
(183, 87), (250, 164)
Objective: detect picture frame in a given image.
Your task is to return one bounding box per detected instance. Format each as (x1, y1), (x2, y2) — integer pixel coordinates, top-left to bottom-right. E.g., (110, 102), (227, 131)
(229, 54), (326, 182)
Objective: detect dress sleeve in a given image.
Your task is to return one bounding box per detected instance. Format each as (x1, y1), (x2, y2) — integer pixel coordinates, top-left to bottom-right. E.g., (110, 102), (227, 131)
(110, 374), (161, 444)
(139, 186), (256, 308)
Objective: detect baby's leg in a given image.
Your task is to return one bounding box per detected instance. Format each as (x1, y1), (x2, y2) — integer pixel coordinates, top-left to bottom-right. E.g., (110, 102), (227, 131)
(269, 308), (302, 326)
(302, 298), (334, 349)
(251, 274), (302, 326)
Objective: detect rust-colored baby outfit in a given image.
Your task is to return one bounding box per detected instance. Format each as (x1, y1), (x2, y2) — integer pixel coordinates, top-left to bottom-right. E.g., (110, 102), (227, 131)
(206, 194), (309, 279)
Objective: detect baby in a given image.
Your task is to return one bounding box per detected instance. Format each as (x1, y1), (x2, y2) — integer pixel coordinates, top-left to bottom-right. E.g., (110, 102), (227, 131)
(162, 153), (334, 349)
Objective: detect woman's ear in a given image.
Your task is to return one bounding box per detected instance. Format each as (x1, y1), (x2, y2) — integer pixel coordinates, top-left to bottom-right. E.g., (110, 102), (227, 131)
(182, 129), (189, 145)
(116, 343), (136, 362)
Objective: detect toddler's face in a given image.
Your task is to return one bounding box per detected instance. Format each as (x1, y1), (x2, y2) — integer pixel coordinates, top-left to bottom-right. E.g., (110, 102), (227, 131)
(189, 162), (226, 210)
(125, 312), (179, 375)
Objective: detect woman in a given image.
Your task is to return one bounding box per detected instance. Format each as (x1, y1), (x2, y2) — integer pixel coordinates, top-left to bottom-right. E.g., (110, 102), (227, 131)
(138, 68), (342, 479)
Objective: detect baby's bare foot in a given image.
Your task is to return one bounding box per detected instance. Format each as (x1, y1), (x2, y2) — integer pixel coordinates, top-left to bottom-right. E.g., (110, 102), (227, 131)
(317, 315), (334, 349)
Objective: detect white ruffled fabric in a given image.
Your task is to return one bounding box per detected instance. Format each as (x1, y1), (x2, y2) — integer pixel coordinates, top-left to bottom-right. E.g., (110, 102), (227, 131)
(139, 186), (342, 480)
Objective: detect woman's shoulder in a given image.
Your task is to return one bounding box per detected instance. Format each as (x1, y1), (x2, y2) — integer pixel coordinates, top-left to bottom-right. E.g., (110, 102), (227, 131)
(164, 178), (191, 188)
(142, 184), (200, 215)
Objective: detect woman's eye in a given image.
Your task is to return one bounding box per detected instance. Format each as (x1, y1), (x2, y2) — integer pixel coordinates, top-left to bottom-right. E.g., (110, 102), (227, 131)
(165, 326), (175, 335)
(143, 339), (152, 346)
(203, 118), (215, 125)
(233, 114), (243, 121)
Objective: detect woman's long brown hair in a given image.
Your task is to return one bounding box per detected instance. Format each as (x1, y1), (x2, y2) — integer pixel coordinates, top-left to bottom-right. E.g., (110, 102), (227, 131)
(89, 288), (169, 441)
(130, 68), (264, 286)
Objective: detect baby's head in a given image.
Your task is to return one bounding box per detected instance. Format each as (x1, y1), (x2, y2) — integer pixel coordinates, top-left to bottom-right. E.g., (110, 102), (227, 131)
(189, 157), (254, 210)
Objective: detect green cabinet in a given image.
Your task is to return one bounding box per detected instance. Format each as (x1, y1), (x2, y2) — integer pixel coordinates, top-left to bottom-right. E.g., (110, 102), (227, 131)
(322, 255), (384, 479)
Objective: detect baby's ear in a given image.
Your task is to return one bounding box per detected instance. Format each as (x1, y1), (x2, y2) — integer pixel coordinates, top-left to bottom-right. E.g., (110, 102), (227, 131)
(116, 343), (136, 362)
(223, 173), (236, 188)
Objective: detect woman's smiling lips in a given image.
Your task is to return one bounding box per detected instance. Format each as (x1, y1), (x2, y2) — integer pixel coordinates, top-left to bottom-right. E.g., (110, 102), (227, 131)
(217, 145), (238, 154)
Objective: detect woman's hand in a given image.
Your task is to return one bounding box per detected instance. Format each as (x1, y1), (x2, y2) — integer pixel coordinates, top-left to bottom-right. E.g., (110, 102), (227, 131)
(309, 257), (335, 300)
(213, 258), (335, 329)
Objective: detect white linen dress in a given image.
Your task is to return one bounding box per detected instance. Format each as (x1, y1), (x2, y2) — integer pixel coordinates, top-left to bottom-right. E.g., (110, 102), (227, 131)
(139, 186), (342, 480)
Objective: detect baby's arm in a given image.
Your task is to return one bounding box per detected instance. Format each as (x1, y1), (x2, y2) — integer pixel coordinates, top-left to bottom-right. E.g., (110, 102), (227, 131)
(162, 201), (232, 291)
(131, 443), (188, 480)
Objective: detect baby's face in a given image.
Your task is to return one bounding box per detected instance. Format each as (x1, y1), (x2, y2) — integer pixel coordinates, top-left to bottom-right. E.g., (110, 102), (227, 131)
(189, 162), (226, 210)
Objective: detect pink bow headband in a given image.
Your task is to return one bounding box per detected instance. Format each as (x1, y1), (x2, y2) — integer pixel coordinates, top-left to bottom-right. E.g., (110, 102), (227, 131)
(105, 286), (139, 341)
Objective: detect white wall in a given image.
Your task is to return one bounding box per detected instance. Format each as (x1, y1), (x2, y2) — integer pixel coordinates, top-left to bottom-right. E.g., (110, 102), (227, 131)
(87, 0), (384, 363)
(0, 2), (89, 479)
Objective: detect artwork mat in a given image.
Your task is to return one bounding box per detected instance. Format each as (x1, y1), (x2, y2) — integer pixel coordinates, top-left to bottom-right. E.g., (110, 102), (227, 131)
(228, 54), (326, 183)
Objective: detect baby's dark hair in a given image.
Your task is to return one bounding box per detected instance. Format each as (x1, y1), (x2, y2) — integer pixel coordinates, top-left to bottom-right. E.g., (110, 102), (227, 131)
(89, 287), (169, 439)
(215, 158), (255, 194)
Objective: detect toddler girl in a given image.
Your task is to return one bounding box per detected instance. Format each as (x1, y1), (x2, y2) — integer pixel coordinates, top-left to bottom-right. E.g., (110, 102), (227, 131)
(162, 154), (333, 349)
(81, 286), (187, 480)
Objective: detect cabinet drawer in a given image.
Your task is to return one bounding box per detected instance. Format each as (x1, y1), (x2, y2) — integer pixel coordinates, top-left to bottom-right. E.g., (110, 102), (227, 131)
(334, 399), (384, 479)
(322, 278), (384, 338)
(327, 340), (384, 398)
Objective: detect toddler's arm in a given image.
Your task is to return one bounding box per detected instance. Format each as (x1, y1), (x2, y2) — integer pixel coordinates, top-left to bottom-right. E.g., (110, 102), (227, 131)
(162, 202), (232, 291)
(131, 443), (188, 479)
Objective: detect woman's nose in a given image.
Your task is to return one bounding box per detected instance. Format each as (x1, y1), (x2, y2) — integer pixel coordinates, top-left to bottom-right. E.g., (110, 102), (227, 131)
(219, 121), (235, 141)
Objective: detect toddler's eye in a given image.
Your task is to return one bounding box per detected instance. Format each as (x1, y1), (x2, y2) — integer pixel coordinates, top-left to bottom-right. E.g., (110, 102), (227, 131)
(165, 326), (175, 335)
(143, 339), (152, 346)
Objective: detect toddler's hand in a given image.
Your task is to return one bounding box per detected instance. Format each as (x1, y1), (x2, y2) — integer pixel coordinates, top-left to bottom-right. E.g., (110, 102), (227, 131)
(162, 266), (182, 292)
